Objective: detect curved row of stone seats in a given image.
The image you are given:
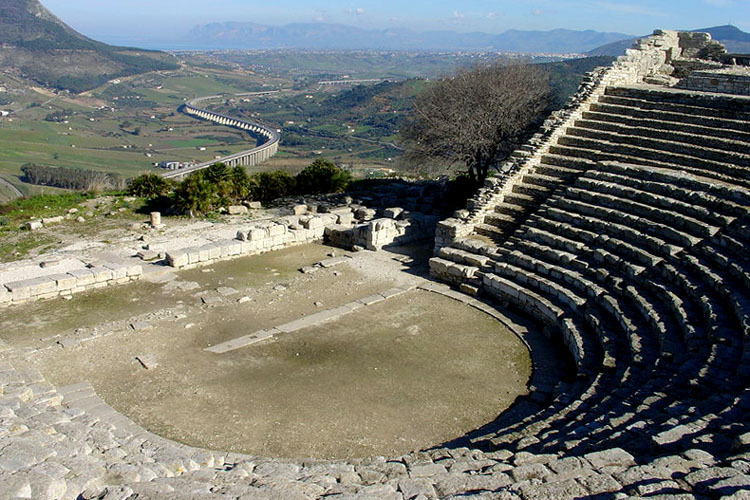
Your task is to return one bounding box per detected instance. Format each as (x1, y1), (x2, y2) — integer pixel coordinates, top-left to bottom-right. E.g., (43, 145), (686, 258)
(470, 85), (750, 249)
(432, 158), (750, 462)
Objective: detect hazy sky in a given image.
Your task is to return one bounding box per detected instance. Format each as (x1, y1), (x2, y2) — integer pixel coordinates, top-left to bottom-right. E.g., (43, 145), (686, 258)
(43, 0), (749, 44)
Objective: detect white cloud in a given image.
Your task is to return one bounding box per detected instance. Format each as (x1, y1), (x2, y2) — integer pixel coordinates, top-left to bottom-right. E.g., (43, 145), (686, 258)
(486, 12), (498, 19)
(453, 10), (465, 19)
(346, 7), (365, 15)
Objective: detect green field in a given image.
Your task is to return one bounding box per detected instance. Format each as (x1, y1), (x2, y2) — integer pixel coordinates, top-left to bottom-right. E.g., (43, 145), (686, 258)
(0, 68), (276, 196)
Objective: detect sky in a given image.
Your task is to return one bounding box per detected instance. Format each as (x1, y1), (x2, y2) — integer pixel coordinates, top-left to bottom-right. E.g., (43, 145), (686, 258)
(42, 0), (749, 45)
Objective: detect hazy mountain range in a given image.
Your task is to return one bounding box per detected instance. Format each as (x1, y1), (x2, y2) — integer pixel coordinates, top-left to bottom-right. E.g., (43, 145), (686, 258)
(187, 22), (634, 53)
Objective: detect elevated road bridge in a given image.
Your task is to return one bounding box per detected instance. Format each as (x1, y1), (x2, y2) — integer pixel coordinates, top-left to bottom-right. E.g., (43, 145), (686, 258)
(162, 93), (280, 180)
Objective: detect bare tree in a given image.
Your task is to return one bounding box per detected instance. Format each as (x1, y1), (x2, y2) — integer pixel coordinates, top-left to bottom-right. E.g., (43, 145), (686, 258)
(401, 63), (550, 184)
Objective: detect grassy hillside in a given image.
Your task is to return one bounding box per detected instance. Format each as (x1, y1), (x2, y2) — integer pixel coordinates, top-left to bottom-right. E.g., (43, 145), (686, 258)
(0, 0), (177, 92)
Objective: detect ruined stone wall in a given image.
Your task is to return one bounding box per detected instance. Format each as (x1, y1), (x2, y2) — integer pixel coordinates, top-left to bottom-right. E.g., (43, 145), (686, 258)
(678, 67), (750, 95)
(165, 213), (342, 269)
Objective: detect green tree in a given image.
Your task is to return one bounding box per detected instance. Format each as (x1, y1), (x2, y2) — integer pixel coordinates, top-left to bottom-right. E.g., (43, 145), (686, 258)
(127, 174), (173, 198)
(295, 159), (351, 195)
(253, 171), (296, 203)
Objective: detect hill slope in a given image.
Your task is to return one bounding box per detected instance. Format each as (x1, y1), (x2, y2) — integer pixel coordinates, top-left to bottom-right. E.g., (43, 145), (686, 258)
(588, 25), (750, 56)
(187, 22), (632, 53)
(0, 0), (178, 92)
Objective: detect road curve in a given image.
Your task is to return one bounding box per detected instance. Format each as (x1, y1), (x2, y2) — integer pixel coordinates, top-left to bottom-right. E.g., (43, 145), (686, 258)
(162, 92), (281, 180)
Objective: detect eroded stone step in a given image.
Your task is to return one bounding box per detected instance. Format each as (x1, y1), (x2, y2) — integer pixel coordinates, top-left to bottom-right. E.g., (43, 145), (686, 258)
(574, 118), (750, 154)
(565, 126), (750, 167)
(581, 110), (750, 142)
(548, 144), (750, 190)
(605, 85), (750, 113)
(588, 102), (750, 132)
(598, 93), (750, 121)
(556, 136), (750, 181)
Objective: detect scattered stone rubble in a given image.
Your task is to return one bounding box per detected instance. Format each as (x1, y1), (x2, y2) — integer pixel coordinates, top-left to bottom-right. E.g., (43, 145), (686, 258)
(1, 197), (437, 306)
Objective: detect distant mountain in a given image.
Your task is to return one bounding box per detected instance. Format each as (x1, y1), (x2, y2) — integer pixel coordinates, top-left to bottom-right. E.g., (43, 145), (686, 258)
(187, 22), (633, 53)
(0, 0), (178, 92)
(588, 25), (750, 56)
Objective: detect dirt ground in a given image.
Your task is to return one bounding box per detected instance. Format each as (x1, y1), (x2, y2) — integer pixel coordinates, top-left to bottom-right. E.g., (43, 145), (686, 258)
(5, 243), (532, 460)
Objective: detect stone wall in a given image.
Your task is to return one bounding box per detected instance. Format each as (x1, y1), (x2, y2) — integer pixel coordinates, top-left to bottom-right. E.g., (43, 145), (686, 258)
(677, 67), (750, 95)
(165, 213), (341, 269)
(0, 262), (143, 306)
(434, 29), (720, 252)
(325, 211), (439, 251)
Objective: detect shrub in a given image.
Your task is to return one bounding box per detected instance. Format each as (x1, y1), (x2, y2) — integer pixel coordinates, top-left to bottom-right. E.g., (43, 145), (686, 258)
(173, 173), (214, 217)
(252, 171), (296, 203)
(127, 174), (173, 198)
(295, 159), (351, 195)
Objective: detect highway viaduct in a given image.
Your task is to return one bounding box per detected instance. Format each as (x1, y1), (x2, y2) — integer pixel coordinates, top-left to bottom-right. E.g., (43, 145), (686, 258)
(162, 94), (280, 180)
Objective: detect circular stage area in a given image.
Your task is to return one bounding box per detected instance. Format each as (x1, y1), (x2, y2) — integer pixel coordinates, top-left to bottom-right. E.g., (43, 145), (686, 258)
(5, 244), (533, 459)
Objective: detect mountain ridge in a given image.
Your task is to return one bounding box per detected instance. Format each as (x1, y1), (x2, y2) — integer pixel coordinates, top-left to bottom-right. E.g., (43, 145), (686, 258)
(187, 22), (634, 53)
(0, 0), (177, 93)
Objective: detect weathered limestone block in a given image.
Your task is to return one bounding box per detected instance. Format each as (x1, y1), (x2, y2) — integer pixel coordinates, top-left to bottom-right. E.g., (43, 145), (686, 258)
(324, 225), (355, 248)
(283, 232), (296, 245)
(207, 243), (223, 260)
(236, 230), (248, 241)
(240, 241), (258, 254)
(41, 216), (64, 225)
(137, 250), (159, 261)
(46, 273), (77, 291)
(364, 218), (398, 250)
(301, 216), (325, 230)
(247, 227), (267, 242)
(26, 220), (43, 231)
(0, 285), (10, 304)
(198, 246), (211, 262)
(4, 280), (32, 300)
(329, 206), (354, 215)
(187, 248), (202, 265)
(227, 205), (249, 215)
(247, 201), (262, 209)
(150, 211), (162, 227)
(336, 212), (354, 225)
(292, 204), (307, 215)
(68, 269), (96, 287)
(102, 263), (128, 280)
(384, 207), (403, 219)
(268, 224), (286, 237)
(166, 252), (189, 268)
(223, 241), (243, 257)
(89, 266), (114, 283)
(355, 207), (377, 221)
(126, 264), (143, 276)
